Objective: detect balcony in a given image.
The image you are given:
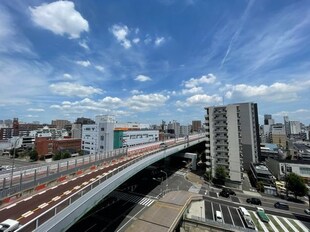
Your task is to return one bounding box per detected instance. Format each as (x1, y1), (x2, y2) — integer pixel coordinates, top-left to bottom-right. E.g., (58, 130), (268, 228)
(215, 149), (229, 153)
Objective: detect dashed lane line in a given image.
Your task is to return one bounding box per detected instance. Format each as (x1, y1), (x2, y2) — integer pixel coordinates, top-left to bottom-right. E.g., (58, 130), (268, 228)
(5, 203), (16, 209)
(22, 211), (34, 218)
(38, 190), (46, 195)
(52, 196), (61, 202)
(63, 190), (72, 195)
(38, 203), (49, 209)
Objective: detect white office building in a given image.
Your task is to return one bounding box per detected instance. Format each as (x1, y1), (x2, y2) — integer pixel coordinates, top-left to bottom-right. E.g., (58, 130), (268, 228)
(82, 115), (115, 155)
(204, 103), (260, 188)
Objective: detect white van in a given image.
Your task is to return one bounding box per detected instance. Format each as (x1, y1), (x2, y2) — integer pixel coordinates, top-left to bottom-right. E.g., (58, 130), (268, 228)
(215, 210), (223, 223)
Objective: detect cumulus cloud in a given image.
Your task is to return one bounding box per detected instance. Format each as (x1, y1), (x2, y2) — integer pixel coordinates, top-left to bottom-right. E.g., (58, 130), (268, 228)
(181, 86), (203, 95)
(176, 94), (222, 107)
(127, 94), (169, 111)
(223, 80), (310, 102)
(76, 60), (91, 67)
(110, 24), (131, 49)
(183, 73), (217, 88)
(155, 37), (165, 46)
(49, 82), (103, 97)
(29, 1), (89, 39)
(135, 74), (152, 82)
(27, 108), (45, 112)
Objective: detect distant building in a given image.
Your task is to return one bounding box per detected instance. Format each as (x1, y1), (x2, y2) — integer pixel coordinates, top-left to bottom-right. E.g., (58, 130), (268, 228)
(271, 123), (287, 149)
(114, 130), (159, 148)
(248, 163), (276, 195)
(266, 158), (310, 185)
(35, 137), (81, 158)
(289, 121), (301, 135)
(167, 120), (180, 137)
(51, 119), (71, 129)
(262, 114), (274, 143)
(259, 143), (283, 162)
(180, 125), (190, 137)
(192, 120), (202, 132)
(204, 102), (260, 188)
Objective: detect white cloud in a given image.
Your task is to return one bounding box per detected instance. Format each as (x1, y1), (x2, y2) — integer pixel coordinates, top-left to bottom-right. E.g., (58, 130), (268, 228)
(223, 80), (310, 102)
(63, 73), (73, 80)
(183, 74), (217, 88)
(133, 38), (140, 44)
(110, 24), (131, 49)
(95, 65), (105, 72)
(135, 74), (152, 82)
(0, 6), (34, 55)
(76, 60), (91, 67)
(29, 1), (89, 39)
(127, 94), (170, 111)
(25, 114), (39, 118)
(79, 40), (89, 50)
(27, 108), (45, 112)
(130, 89), (143, 95)
(176, 94), (222, 107)
(155, 37), (165, 46)
(49, 82), (103, 97)
(181, 86), (203, 95)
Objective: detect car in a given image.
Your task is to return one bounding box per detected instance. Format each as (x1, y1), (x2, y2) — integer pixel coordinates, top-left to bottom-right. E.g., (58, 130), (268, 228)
(274, 202), (289, 210)
(305, 209), (310, 215)
(246, 197), (262, 205)
(0, 219), (20, 232)
(222, 188), (236, 196)
(219, 190), (230, 198)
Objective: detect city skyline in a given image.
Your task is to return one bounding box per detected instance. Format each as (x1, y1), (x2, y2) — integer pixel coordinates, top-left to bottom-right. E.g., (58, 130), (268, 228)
(0, 0), (310, 125)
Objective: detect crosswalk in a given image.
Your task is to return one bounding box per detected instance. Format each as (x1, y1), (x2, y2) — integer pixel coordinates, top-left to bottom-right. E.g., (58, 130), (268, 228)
(110, 191), (155, 207)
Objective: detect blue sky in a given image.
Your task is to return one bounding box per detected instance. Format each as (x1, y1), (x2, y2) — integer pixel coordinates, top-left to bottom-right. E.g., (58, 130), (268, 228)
(0, 0), (310, 126)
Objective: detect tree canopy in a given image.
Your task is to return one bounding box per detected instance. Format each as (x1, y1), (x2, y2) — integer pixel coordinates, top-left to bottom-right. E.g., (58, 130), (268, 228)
(214, 166), (227, 185)
(286, 172), (308, 199)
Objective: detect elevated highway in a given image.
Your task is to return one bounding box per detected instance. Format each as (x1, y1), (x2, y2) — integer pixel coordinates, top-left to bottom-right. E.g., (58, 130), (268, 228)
(0, 135), (206, 231)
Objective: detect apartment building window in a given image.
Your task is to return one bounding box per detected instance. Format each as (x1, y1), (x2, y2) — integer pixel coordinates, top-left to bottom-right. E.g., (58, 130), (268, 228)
(300, 167), (310, 175)
(100, 146), (104, 149)
(101, 128), (104, 131)
(101, 136), (104, 141)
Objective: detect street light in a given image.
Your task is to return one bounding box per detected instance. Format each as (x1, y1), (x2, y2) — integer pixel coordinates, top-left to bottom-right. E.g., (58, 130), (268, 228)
(160, 170), (168, 193)
(152, 177), (163, 197)
(10, 136), (22, 188)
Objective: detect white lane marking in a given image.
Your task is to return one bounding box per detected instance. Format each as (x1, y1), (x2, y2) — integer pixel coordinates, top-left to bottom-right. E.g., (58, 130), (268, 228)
(22, 211), (34, 218)
(51, 186), (58, 189)
(294, 219), (308, 232)
(269, 217), (279, 232)
(283, 218), (298, 232)
(82, 182), (88, 186)
(64, 190), (71, 195)
(71, 178), (77, 181)
(90, 178), (95, 181)
(23, 196), (33, 201)
(5, 203), (17, 209)
(62, 181), (68, 185)
(38, 190), (46, 195)
(272, 215), (289, 232)
(74, 186), (81, 190)
(38, 203), (49, 209)
(52, 196), (61, 201)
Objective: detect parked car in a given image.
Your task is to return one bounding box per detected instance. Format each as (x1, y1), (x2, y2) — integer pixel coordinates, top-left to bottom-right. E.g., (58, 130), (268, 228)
(304, 209), (310, 215)
(222, 188), (236, 196)
(219, 190), (230, 198)
(0, 219), (20, 232)
(274, 202), (289, 210)
(246, 197), (262, 205)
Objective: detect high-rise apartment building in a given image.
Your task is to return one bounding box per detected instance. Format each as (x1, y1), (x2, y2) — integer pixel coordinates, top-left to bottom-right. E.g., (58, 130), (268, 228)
(271, 123), (287, 149)
(204, 102), (260, 188)
(289, 121), (301, 135)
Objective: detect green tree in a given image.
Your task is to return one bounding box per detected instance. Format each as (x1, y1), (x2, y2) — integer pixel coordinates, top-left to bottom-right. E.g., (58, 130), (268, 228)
(256, 181), (264, 192)
(286, 173), (308, 199)
(204, 170), (212, 181)
(52, 152), (62, 161)
(61, 151), (71, 159)
(215, 166), (227, 185)
(29, 150), (38, 161)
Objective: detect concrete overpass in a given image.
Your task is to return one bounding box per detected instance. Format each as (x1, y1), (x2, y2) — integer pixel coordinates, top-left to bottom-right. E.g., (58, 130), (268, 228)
(17, 136), (206, 231)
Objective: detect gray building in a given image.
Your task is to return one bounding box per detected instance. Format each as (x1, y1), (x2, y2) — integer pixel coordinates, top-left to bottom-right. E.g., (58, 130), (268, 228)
(204, 102), (260, 188)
